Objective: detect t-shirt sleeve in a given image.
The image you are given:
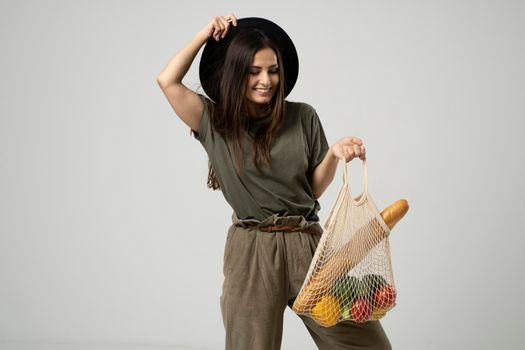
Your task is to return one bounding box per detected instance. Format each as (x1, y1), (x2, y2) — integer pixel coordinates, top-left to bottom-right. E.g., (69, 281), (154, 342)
(307, 105), (330, 176)
(190, 94), (213, 143)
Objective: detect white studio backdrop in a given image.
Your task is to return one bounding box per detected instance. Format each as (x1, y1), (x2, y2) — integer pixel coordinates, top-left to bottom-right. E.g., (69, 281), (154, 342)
(1, 0), (524, 349)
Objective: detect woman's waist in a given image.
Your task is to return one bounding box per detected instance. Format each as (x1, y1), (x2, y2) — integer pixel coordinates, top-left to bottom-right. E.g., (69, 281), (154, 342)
(231, 212), (323, 235)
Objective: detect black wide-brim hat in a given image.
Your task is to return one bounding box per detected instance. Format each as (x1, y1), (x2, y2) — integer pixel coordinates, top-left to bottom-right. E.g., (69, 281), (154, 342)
(199, 17), (299, 103)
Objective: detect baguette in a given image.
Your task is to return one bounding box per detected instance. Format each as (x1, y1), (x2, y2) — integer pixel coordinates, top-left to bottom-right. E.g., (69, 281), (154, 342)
(293, 199), (409, 314)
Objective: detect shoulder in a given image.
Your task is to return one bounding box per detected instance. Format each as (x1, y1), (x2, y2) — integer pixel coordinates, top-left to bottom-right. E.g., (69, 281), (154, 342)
(284, 100), (318, 119)
(283, 100), (324, 142)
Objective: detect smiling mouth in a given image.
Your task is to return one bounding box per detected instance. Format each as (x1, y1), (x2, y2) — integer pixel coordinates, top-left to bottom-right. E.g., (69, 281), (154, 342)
(254, 87), (271, 95)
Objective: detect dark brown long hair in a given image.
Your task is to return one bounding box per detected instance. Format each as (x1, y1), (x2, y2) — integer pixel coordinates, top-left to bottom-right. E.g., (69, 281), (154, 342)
(199, 28), (287, 190)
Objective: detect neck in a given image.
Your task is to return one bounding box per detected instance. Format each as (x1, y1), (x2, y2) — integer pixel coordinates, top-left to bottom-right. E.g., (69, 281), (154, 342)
(246, 101), (270, 119)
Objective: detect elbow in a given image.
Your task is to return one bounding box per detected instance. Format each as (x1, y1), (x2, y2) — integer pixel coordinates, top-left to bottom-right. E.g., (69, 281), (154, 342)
(156, 74), (176, 88)
(156, 77), (184, 90)
(311, 183), (323, 200)
(156, 76), (168, 88)
(310, 174), (325, 200)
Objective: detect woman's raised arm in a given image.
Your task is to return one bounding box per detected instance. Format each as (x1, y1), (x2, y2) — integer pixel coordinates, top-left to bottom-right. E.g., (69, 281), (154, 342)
(156, 14), (237, 131)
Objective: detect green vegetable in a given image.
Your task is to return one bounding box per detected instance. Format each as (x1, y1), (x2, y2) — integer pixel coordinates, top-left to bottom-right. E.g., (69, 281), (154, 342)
(361, 274), (387, 300)
(330, 275), (361, 307)
(341, 305), (352, 320)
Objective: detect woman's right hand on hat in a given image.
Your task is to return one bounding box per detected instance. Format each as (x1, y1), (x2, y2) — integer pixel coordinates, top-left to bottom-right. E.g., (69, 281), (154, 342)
(201, 14), (238, 41)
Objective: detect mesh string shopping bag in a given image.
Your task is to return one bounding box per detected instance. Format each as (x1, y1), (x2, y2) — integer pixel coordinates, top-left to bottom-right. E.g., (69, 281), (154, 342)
(293, 158), (407, 327)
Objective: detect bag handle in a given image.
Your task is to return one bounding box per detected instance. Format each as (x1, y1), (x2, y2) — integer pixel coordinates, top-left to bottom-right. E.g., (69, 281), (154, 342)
(342, 157), (368, 206)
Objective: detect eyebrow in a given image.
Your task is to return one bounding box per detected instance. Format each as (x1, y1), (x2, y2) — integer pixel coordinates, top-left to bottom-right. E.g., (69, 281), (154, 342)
(250, 64), (279, 69)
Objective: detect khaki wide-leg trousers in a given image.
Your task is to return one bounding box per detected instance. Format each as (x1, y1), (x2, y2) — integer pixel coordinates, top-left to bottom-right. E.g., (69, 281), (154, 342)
(220, 213), (392, 350)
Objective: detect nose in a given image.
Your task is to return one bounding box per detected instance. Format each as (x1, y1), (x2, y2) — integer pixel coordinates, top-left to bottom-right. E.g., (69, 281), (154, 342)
(259, 71), (271, 85)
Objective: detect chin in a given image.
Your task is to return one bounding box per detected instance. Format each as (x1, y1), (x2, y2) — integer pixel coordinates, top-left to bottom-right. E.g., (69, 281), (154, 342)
(249, 93), (274, 104)
(252, 98), (272, 104)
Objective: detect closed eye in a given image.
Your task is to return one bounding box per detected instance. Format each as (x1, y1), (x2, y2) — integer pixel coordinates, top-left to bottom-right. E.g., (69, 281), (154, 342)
(250, 69), (279, 75)
(249, 64), (279, 73)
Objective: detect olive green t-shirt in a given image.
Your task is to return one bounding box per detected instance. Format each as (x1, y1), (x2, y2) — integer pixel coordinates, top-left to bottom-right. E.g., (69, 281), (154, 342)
(191, 94), (329, 222)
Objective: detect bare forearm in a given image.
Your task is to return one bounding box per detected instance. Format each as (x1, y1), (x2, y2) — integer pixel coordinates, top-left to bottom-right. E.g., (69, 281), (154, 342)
(311, 136), (367, 198)
(310, 147), (339, 199)
(156, 30), (209, 87)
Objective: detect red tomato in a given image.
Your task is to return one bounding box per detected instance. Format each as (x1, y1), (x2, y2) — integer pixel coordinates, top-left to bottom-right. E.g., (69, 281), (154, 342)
(373, 284), (397, 309)
(351, 299), (373, 323)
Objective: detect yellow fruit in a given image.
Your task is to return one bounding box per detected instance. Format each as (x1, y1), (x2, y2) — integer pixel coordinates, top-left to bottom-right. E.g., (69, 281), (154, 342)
(311, 295), (342, 327)
(371, 303), (395, 320)
(372, 307), (387, 320)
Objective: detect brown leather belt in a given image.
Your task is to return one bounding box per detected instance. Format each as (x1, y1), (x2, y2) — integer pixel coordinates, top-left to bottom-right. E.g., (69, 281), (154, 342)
(254, 224), (321, 235)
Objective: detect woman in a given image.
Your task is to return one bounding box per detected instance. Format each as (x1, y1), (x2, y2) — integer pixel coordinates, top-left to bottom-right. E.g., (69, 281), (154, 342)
(156, 13), (391, 350)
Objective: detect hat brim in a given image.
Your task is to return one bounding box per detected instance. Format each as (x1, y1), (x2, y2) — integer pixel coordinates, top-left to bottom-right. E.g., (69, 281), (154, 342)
(199, 17), (299, 103)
